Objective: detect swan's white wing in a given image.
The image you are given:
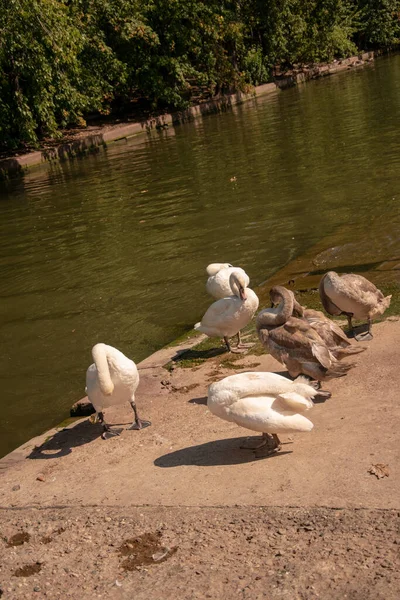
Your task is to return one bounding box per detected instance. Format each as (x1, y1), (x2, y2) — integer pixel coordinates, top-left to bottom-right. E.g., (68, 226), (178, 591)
(276, 392), (313, 412)
(199, 296), (239, 328)
(206, 263), (233, 276)
(227, 396), (313, 433)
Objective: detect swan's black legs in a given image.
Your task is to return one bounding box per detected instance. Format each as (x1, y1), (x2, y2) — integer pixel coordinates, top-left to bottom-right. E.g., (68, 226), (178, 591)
(355, 317), (373, 341)
(98, 411), (122, 440)
(127, 400), (151, 431)
(224, 336), (232, 352)
(224, 333), (249, 353)
(345, 313), (354, 335)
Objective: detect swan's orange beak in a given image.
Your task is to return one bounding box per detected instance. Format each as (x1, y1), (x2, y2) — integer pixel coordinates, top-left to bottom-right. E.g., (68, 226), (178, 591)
(240, 287), (247, 301)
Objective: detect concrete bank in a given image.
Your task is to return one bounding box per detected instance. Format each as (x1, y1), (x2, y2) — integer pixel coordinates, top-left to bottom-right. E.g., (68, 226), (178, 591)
(0, 315), (399, 511)
(0, 51), (376, 179)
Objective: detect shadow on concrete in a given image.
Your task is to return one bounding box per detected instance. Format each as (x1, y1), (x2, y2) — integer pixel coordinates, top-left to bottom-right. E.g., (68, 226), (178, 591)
(27, 419), (102, 459)
(154, 437), (292, 467)
(172, 346), (227, 363)
(188, 396), (208, 405)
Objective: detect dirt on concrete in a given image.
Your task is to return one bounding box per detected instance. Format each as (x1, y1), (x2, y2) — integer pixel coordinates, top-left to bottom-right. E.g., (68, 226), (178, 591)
(0, 505), (399, 599)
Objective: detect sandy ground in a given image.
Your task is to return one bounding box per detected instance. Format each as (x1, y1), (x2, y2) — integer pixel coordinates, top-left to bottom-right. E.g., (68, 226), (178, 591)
(1, 506), (399, 599)
(0, 318), (399, 598)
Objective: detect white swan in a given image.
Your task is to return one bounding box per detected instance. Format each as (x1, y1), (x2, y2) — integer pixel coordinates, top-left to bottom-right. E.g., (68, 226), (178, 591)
(195, 271), (259, 352)
(319, 271), (391, 340)
(208, 372), (325, 456)
(206, 263), (250, 299)
(86, 343), (151, 439)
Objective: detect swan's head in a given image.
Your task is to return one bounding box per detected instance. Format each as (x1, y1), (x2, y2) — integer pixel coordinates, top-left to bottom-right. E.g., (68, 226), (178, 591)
(230, 272), (247, 301)
(269, 286), (290, 307)
(206, 263), (233, 276)
(270, 288), (303, 317)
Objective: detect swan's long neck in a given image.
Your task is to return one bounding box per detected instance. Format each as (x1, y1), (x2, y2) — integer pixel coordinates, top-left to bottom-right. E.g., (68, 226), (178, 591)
(257, 288), (294, 327)
(230, 272), (246, 300)
(92, 343), (115, 395)
(292, 298), (304, 318)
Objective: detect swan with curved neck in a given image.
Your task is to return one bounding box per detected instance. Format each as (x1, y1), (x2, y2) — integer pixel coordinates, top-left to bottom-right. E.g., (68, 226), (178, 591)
(206, 262), (250, 299)
(195, 271), (259, 352)
(256, 286), (354, 384)
(86, 343), (151, 439)
(208, 371), (327, 456)
(319, 271), (391, 341)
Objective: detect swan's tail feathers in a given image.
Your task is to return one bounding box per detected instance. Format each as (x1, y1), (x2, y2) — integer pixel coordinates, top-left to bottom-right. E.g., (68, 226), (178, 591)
(92, 343), (114, 396)
(382, 295), (392, 311)
(277, 392), (313, 412)
(332, 344), (367, 359)
(293, 375), (313, 386)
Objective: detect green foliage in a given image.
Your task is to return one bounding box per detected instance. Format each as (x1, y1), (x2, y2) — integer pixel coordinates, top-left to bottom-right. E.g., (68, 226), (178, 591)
(0, 0), (84, 149)
(0, 0), (399, 151)
(354, 0), (400, 47)
(243, 47), (269, 86)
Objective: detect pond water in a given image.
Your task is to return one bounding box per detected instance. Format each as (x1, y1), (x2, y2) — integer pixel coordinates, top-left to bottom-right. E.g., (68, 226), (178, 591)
(1, 55), (399, 458)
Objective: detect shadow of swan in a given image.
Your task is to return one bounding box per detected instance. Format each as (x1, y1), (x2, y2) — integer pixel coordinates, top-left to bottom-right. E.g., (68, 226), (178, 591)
(27, 419), (102, 459)
(154, 437), (292, 467)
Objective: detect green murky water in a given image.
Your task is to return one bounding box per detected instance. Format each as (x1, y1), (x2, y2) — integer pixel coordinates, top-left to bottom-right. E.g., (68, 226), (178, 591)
(1, 55), (399, 458)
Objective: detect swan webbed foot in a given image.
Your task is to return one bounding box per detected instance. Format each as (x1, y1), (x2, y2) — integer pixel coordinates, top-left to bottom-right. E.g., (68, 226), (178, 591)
(254, 444), (282, 458)
(240, 433), (273, 450)
(128, 419), (152, 431)
(354, 331), (373, 342)
(230, 347), (248, 354)
(254, 434), (282, 458)
(129, 400), (151, 430)
(101, 425), (123, 440)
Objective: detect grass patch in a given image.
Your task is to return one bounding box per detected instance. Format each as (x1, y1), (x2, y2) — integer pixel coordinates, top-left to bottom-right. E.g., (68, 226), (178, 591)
(55, 416), (82, 429)
(379, 282), (400, 318)
(165, 329), (202, 348)
(220, 359), (261, 370)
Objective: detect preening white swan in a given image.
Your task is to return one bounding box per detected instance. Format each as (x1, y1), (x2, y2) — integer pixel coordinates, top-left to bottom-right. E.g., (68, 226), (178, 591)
(208, 371), (325, 456)
(206, 263), (250, 299)
(319, 271), (391, 340)
(86, 343), (151, 439)
(195, 271), (259, 352)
